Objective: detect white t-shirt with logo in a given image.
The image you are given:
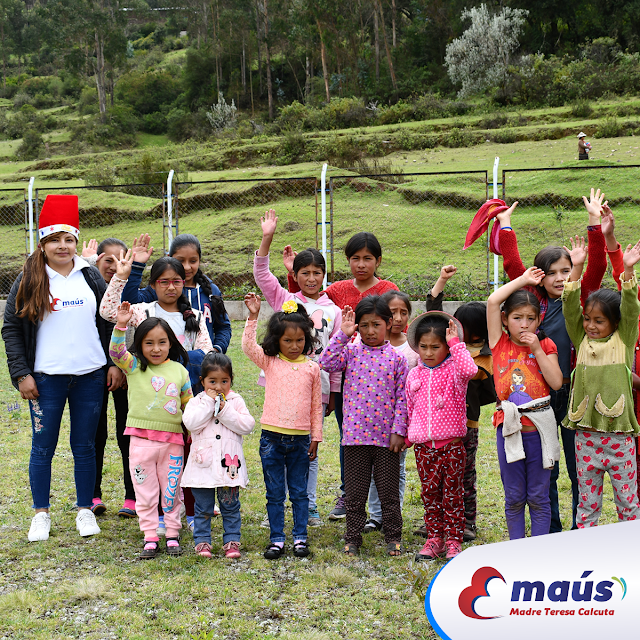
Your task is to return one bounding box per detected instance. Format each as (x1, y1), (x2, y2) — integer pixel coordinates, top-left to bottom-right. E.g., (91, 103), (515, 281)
(34, 257), (107, 375)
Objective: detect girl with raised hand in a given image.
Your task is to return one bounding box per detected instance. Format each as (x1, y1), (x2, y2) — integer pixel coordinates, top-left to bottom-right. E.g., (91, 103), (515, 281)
(242, 293), (323, 560)
(121, 233), (231, 354)
(254, 208), (341, 527)
(487, 267), (564, 540)
(562, 239), (640, 527)
(181, 353), (255, 559)
(496, 189), (608, 532)
(110, 302), (192, 559)
(319, 296), (408, 557)
(285, 231), (398, 520)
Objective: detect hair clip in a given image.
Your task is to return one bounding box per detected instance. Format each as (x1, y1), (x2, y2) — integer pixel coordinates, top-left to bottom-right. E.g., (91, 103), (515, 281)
(282, 300), (298, 314)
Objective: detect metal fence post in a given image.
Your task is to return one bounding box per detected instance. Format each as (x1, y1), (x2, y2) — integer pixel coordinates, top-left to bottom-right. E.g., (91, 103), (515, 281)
(27, 176), (35, 253)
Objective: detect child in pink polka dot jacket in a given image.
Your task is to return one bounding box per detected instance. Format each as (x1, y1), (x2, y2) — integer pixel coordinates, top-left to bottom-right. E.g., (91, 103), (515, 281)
(406, 311), (478, 561)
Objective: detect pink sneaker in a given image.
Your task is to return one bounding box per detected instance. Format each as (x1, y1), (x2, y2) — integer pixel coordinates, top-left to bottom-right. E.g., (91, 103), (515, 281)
(415, 537), (445, 561)
(223, 541), (241, 559)
(445, 540), (462, 559)
(195, 542), (212, 558)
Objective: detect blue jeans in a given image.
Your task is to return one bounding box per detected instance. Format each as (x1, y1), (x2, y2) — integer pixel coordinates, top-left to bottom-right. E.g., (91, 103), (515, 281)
(284, 455), (319, 511)
(28, 370), (105, 510)
(260, 429), (310, 543)
(548, 384), (578, 532)
(191, 486), (241, 545)
(367, 449), (407, 522)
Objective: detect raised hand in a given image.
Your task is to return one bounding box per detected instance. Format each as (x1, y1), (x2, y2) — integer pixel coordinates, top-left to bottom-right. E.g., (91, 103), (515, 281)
(114, 248), (134, 280)
(445, 319), (458, 344)
(496, 201), (518, 228)
(601, 204), (615, 238)
(341, 305), (357, 337)
(131, 233), (154, 264)
(563, 235), (587, 267)
(623, 239), (640, 270)
(82, 238), (98, 257)
(116, 301), (134, 326)
(261, 209), (278, 238)
(521, 266), (546, 287)
(582, 188), (606, 223)
(440, 265), (457, 281)
(244, 292), (261, 318)
(283, 245), (298, 274)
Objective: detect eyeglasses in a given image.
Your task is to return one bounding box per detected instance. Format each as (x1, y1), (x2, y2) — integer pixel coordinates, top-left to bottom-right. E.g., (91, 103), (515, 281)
(155, 279), (184, 288)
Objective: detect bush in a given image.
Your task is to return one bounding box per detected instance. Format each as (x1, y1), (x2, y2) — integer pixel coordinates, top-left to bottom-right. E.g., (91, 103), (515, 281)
(70, 106), (138, 149)
(15, 129), (44, 160)
(141, 112), (168, 134)
(274, 129), (307, 164)
(319, 134), (363, 167)
(570, 99), (593, 118)
(167, 108), (210, 142)
(12, 92), (32, 108)
(116, 70), (182, 115)
(206, 92), (237, 130)
(595, 117), (623, 138)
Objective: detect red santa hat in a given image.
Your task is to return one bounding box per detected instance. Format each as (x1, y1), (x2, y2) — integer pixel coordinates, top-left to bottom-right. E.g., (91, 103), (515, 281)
(463, 198), (510, 256)
(38, 195), (79, 241)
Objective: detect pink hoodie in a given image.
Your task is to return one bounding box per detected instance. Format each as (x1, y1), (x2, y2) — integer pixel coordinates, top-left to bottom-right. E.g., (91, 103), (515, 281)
(406, 338), (478, 446)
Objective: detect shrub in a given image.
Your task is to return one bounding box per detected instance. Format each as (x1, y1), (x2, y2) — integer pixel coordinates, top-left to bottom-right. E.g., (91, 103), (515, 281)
(595, 117), (623, 138)
(12, 92), (32, 108)
(570, 99), (593, 118)
(206, 92), (237, 130)
(320, 134), (363, 167)
(116, 70), (182, 115)
(167, 108), (210, 142)
(491, 128), (518, 143)
(15, 129), (44, 160)
(480, 114), (508, 129)
(142, 112), (168, 134)
(276, 101), (309, 130)
(275, 129), (307, 164)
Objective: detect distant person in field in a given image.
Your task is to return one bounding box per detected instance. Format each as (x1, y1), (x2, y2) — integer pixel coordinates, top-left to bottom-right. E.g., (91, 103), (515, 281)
(578, 132), (591, 160)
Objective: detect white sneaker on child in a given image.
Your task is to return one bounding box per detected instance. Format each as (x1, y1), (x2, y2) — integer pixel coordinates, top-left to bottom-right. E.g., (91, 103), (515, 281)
(76, 509), (101, 537)
(28, 512), (51, 542)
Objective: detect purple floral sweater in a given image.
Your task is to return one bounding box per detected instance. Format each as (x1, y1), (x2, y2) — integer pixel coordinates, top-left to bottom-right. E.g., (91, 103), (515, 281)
(319, 330), (408, 447)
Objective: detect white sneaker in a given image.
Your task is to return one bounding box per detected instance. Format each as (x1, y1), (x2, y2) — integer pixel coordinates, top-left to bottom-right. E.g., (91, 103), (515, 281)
(28, 512), (51, 542)
(76, 509), (101, 537)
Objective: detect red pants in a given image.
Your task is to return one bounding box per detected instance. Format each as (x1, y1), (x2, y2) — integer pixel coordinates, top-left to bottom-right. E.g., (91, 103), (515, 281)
(414, 440), (466, 543)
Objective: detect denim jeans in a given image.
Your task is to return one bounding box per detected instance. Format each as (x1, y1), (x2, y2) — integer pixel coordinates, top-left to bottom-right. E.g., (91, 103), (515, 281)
(260, 429), (310, 543)
(191, 486), (241, 545)
(28, 369), (105, 510)
(548, 384), (578, 532)
(367, 448), (407, 522)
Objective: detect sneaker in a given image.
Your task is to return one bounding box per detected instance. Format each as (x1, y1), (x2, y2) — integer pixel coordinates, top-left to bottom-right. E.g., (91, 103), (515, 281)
(140, 540), (159, 560)
(445, 540), (462, 559)
(156, 516), (166, 537)
(223, 541), (241, 559)
(28, 512), (51, 542)
(214, 505), (221, 517)
(308, 508), (324, 527)
(195, 542), (212, 558)
(293, 541), (310, 558)
(328, 495), (346, 520)
(463, 526), (477, 542)
(264, 543), (284, 560)
(118, 506), (137, 518)
(166, 537), (182, 556)
(186, 516), (195, 533)
(260, 513), (270, 529)
(90, 498), (107, 516)
(76, 509), (101, 537)
(415, 537), (445, 561)
(363, 518), (382, 534)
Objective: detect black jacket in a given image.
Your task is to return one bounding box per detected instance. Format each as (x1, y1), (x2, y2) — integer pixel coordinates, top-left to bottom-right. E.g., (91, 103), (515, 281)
(2, 264), (115, 390)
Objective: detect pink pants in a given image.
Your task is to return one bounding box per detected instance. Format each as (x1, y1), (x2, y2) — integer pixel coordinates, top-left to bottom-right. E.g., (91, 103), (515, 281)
(129, 436), (184, 539)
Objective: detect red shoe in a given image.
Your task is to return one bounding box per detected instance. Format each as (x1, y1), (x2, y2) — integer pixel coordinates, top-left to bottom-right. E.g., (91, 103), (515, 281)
(445, 540), (462, 559)
(415, 537), (445, 561)
(195, 542), (212, 558)
(223, 541), (241, 559)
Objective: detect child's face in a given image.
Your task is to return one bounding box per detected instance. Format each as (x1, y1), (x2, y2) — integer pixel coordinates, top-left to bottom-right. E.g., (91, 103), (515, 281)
(388, 296), (410, 335)
(583, 302), (615, 339)
(418, 331), (449, 367)
(151, 269), (184, 306)
(294, 263), (324, 298)
(359, 313), (392, 347)
(348, 248), (381, 282)
(502, 305), (540, 346)
(202, 368), (231, 398)
(98, 244), (122, 283)
(141, 325), (170, 365)
(541, 257), (572, 299)
(171, 244), (200, 288)
(279, 324), (306, 359)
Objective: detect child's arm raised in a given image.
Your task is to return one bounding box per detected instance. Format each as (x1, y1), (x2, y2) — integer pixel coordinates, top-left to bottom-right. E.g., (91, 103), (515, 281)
(496, 201), (527, 282)
(518, 332), (563, 391)
(99, 249), (147, 326)
(241, 293), (270, 370)
(602, 205), (624, 290)
(427, 265), (457, 311)
(487, 267), (545, 350)
(446, 320), (479, 386)
(564, 235), (587, 282)
(284, 245), (302, 294)
(580, 188), (608, 303)
(109, 302), (139, 374)
(318, 305), (355, 373)
(618, 241), (640, 348)
(121, 233), (157, 304)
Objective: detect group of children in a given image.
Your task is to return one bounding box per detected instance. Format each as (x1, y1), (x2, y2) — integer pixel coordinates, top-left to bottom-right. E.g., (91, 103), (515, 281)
(46, 186), (640, 561)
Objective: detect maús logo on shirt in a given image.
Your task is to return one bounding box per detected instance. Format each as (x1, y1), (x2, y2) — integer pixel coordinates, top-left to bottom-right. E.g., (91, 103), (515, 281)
(50, 297), (86, 312)
(425, 520), (640, 639)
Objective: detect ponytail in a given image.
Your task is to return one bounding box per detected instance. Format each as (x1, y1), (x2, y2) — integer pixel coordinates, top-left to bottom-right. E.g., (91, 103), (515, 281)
(193, 268), (227, 324)
(177, 292), (200, 333)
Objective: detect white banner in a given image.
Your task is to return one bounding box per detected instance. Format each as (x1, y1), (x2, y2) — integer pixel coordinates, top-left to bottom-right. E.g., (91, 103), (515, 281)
(426, 520), (638, 639)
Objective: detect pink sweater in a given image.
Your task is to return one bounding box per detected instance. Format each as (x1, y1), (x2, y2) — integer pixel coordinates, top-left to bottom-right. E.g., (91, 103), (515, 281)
(241, 319), (323, 441)
(405, 338), (478, 445)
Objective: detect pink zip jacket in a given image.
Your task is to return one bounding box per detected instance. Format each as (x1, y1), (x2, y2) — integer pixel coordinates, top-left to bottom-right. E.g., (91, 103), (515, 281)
(181, 390), (255, 489)
(406, 338), (478, 445)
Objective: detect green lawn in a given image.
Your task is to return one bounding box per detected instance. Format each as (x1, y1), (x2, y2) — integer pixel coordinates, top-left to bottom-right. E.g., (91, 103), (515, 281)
(0, 321), (621, 639)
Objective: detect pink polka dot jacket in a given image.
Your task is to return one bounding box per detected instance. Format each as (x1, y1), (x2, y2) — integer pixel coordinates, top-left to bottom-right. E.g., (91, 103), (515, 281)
(406, 338), (478, 445)
(319, 330), (409, 447)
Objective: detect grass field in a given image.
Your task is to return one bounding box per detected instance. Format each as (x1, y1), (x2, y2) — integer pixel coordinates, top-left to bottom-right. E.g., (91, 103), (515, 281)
(0, 321), (623, 640)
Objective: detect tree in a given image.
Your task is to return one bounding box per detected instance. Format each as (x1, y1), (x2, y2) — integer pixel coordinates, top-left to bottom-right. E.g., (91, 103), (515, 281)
(445, 3), (528, 98)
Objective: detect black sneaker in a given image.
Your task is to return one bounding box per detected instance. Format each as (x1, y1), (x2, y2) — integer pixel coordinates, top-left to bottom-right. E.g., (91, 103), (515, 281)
(363, 518), (382, 534)
(140, 541), (159, 560)
(328, 495), (346, 520)
(165, 537), (182, 556)
(264, 544), (285, 560)
(293, 541), (310, 558)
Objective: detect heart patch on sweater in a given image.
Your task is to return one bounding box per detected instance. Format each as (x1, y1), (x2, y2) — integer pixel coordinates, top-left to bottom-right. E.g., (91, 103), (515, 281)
(163, 399), (178, 415)
(151, 376), (165, 392)
(165, 383), (178, 397)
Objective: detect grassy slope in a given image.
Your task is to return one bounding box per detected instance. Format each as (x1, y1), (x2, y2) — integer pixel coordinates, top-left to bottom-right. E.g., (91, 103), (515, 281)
(0, 322), (619, 640)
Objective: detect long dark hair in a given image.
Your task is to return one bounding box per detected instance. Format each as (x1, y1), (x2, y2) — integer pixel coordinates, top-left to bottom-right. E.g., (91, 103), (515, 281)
(169, 233), (227, 323)
(132, 317), (189, 371)
(261, 304), (318, 356)
(455, 301), (488, 342)
(149, 257), (199, 334)
(533, 246), (572, 299)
